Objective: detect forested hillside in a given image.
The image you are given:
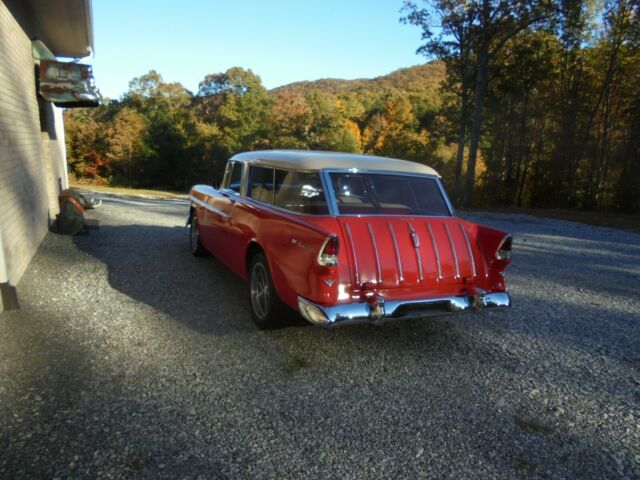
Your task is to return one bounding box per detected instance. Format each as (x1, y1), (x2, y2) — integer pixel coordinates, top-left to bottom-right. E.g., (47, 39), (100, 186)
(273, 62), (446, 96)
(65, 62), (450, 191)
(65, 0), (640, 212)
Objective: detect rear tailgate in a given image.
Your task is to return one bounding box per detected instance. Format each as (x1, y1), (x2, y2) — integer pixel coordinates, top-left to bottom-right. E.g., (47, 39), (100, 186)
(337, 216), (484, 292)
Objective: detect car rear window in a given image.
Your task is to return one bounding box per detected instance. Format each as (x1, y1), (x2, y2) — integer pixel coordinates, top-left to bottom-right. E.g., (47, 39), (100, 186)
(329, 172), (451, 216)
(274, 170), (329, 215)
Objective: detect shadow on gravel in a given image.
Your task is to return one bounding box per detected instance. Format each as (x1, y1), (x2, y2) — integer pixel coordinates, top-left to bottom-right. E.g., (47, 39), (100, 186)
(236, 322), (628, 478)
(73, 224), (258, 336)
(5, 214), (636, 478)
(1, 308), (621, 479)
(0, 309), (225, 479)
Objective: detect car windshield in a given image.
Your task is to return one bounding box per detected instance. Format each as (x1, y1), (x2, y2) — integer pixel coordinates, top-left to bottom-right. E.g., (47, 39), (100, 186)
(329, 172), (451, 216)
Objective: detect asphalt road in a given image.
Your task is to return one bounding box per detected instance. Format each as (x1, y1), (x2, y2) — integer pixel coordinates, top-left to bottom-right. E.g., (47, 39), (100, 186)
(1, 194), (639, 479)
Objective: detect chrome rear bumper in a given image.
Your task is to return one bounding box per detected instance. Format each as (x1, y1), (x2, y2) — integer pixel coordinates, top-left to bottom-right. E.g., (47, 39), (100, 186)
(297, 292), (511, 328)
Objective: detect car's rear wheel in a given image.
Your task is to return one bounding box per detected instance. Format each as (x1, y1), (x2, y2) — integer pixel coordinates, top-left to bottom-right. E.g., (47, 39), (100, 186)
(189, 214), (207, 257)
(249, 253), (284, 329)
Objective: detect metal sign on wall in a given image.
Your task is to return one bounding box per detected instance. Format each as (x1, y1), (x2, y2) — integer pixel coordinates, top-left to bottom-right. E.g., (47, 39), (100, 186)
(38, 60), (101, 108)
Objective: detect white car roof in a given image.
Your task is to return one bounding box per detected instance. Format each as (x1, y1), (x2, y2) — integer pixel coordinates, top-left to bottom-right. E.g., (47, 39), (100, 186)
(230, 150), (440, 177)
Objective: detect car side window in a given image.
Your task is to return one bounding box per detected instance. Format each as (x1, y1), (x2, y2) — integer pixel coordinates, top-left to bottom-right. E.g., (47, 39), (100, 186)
(222, 161), (243, 194)
(248, 166), (275, 204)
(274, 169), (329, 215)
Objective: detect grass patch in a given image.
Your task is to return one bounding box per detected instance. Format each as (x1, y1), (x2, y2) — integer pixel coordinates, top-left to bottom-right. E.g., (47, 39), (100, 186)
(70, 182), (186, 199)
(514, 415), (553, 434)
(281, 355), (311, 375)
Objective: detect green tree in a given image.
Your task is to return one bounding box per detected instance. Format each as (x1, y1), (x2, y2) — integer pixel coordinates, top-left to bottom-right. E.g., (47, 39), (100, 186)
(196, 67), (272, 156)
(104, 107), (147, 186)
(270, 90), (312, 149)
(122, 70), (194, 188)
(404, 0), (554, 206)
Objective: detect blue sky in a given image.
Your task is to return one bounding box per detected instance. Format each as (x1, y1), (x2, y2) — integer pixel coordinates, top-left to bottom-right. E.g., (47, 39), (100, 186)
(91, 0), (427, 99)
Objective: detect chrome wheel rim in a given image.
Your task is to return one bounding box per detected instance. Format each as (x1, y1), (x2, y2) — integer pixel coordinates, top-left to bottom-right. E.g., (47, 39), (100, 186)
(250, 263), (270, 319)
(190, 219), (199, 251)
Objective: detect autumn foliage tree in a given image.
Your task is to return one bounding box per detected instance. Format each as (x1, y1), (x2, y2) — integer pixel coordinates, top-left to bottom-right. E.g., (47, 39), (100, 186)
(401, 0), (640, 211)
(65, 7), (640, 214)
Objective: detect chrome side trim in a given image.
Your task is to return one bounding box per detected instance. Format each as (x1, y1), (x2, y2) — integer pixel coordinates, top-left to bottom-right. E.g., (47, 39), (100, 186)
(344, 223), (360, 285)
(189, 195), (229, 218)
(426, 223), (442, 280)
(444, 223), (460, 279)
(435, 177), (455, 216)
(321, 170), (339, 216)
(459, 223), (477, 277)
(388, 223), (403, 283)
(367, 223), (382, 284)
(291, 237), (314, 253)
(297, 291), (511, 328)
(409, 223), (423, 281)
(323, 168), (440, 179)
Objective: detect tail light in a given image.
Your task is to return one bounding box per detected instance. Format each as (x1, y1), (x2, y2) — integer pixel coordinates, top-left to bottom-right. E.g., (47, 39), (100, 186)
(496, 235), (512, 260)
(318, 235), (339, 266)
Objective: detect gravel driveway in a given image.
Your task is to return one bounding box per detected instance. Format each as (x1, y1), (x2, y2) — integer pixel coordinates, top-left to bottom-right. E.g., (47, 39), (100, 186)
(1, 194), (639, 479)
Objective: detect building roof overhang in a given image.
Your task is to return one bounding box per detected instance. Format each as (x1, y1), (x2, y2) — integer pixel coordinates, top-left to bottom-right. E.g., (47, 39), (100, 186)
(26, 0), (94, 58)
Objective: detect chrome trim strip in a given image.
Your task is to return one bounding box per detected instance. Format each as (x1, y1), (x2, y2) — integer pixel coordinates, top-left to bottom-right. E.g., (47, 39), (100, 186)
(444, 223), (460, 279)
(297, 292), (511, 328)
(291, 237), (314, 253)
(271, 168), (276, 204)
(459, 224), (477, 277)
(409, 223), (423, 281)
(367, 223), (382, 284)
(321, 170), (339, 217)
(388, 223), (403, 283)
(426, 223), (442, 280)
(435, 177), (455, 216)
(239, 160), (248, 197)
(344, 223), (360, 285)
(189, 195), (229, 218)
(323, 168), (440, 179)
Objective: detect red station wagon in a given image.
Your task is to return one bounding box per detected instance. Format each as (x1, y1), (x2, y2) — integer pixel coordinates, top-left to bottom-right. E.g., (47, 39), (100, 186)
(188, 150), (512, 328)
